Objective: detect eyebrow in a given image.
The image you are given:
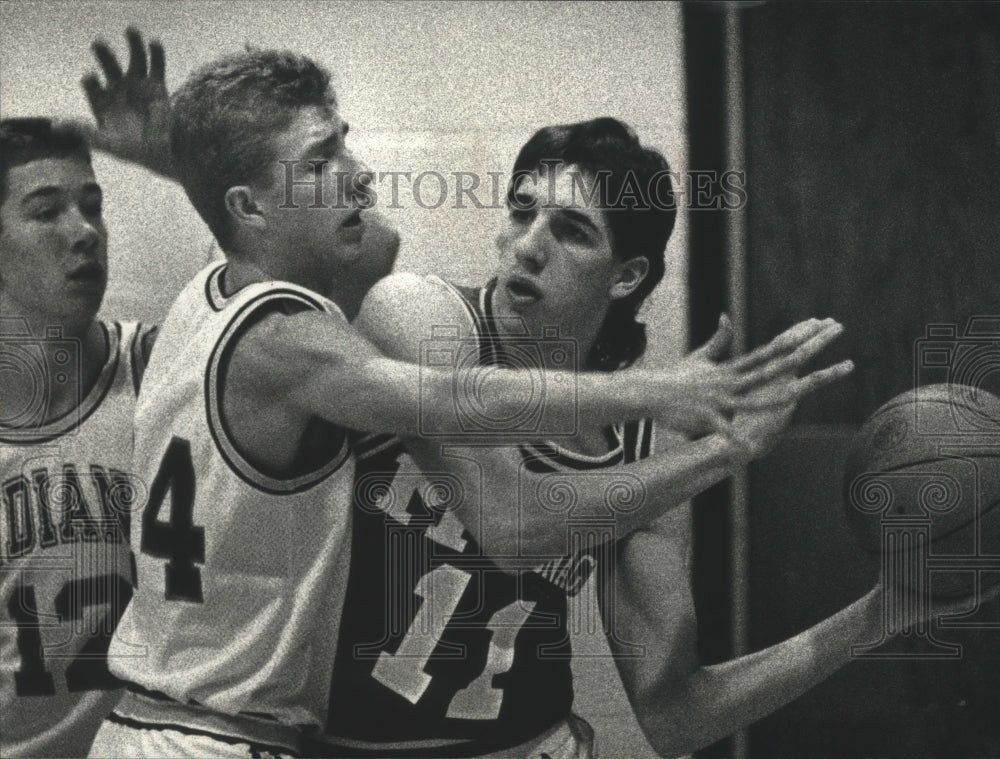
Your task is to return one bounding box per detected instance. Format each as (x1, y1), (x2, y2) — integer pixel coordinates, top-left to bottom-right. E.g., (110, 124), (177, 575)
(554, 207), (600, 234)
(20, 182), (102, 205)
(300, 123), (349, 161)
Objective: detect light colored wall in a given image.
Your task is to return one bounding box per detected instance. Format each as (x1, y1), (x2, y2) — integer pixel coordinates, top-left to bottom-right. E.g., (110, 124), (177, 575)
(0, 0), (687, 367)
(0, 3), (686, 755)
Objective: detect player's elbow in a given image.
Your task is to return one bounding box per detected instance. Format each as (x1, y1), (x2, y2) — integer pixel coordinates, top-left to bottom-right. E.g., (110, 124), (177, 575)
(634, 701), (709, 758)
(628, 677), (717, 758)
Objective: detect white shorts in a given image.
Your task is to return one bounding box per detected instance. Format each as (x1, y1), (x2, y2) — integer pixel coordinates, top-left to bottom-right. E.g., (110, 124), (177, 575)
(478, 713), (596, 759)
(315, 713), (596, 759)
(87, 690), (302, 759)
(87, 719), (296, 759)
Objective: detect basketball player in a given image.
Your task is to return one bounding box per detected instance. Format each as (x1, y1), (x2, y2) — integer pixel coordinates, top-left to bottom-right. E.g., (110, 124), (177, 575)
(310, 118), (863, 759)
(81, 33), (984, 759)
(337, 120), (997, 759)
(77, 35), (840, 759)
(0, 118), (156, 758)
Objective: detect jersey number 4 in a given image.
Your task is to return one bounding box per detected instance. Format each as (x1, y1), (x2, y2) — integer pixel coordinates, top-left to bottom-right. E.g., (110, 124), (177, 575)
(141, 437), (205, 602)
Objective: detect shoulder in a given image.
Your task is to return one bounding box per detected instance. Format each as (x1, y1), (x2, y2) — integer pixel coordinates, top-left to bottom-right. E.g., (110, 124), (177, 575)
(102, 320), (159, 392)
(361, 272), (468, 320)
(356, 273), (477, 361)
(227, 304), (369, 392)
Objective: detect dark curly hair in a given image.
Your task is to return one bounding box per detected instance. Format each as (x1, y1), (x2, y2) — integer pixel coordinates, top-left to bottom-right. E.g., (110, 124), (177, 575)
(508, 117), (676, 371)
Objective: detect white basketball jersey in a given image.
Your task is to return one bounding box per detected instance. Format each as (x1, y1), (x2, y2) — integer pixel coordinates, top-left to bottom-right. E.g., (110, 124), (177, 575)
(1, 321), (151, 758)
(110, 262), (354, 728)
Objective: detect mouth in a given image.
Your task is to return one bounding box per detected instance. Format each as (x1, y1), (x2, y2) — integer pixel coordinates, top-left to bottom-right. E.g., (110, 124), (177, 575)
(505, 275), (543, 305)
(66, 262), (105, 284)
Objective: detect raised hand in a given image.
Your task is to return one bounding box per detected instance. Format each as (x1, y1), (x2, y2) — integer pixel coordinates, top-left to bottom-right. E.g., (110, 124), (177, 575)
(654, 315), (853, 441)
(725, 323), (854, 461)
(727, 318), (853, 403)
(79, 27), (174, 177)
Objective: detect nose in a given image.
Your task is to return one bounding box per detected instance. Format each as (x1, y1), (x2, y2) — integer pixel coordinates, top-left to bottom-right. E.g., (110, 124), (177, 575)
(66, 208), (102, 257)
(347, 151), (376, 209)
(511, 219), (549, 274)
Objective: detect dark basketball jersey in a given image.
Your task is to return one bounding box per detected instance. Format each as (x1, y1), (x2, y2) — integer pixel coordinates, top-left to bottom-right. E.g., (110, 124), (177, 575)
(319, 278), (654, 757)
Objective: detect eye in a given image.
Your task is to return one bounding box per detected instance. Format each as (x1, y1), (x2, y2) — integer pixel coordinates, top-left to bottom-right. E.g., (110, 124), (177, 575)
(33, 205), (61, 222)
(551, 216), (590, 244)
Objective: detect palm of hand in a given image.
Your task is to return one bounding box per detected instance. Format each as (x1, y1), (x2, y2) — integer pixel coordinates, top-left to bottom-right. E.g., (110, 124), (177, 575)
(81, 28), (173, 176)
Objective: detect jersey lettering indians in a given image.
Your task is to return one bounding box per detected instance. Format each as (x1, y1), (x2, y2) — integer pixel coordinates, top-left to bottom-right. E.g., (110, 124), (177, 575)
(1, 321), (151, 758)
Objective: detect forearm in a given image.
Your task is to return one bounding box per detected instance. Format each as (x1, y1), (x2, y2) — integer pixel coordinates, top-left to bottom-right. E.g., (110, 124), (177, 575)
(409, 434), (743, 562)
(419, 364), (660, 437)
(516, 433), (742, 554)
(637, 587), (883, 757)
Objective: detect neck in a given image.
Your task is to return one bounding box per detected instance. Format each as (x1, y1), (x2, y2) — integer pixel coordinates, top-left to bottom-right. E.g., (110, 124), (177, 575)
(221, 257), (273, 295)
(326, 276), (363, 321)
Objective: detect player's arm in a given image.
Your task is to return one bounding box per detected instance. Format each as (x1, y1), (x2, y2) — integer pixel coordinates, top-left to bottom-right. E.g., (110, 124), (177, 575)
(229, 295), (767, 448)
(352, 274), (850, 559)
(597, 510), (884, 758)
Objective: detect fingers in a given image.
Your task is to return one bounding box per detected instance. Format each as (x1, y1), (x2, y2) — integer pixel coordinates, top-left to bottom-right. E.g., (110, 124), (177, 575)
(733, 322), (845, 392)
(705, 409), (735, 438)
(789, 359), (854, 397)
(150, 39), (166, 82)
(729, 318), (830, 372)
(80, 73), (105, 120)
(125, 27), (148, 78)
(729, 358), (855, 411)
(91, 39), (123, 83)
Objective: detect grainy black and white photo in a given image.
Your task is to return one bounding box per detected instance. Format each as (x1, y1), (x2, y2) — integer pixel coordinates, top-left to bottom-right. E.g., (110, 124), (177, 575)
(2, 2), (999, 758)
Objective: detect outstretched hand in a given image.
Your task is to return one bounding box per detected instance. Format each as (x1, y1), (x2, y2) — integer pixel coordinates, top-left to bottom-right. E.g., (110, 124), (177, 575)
(79, 27), (174, 177)
(654, 314), (853, 441)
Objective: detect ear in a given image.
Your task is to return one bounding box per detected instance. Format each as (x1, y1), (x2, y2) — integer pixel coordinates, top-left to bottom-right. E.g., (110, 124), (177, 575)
(609, 256), (650, 300)
(224, 186), (266, 232)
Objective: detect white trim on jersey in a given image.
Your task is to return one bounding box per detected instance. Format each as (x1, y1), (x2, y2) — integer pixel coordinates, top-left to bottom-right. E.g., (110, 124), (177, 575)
(0, 321), (120, 444)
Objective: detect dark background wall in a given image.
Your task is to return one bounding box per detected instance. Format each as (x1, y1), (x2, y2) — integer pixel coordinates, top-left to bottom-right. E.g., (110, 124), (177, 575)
(744, 1), (1000, 423)
(738, 3), (1000, 757)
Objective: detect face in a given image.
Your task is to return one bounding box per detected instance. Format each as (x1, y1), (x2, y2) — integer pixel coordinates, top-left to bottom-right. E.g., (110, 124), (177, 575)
(0, 157), (107, 330)
(492, 165), (631, 337)
(254, 105), (399, 300)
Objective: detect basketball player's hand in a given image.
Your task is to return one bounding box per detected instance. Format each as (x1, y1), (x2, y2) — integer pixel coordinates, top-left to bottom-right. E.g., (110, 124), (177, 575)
(725, 317), (853, 401)
(726, 359), (855, 462)
(661, 315), (852, 438)
(727, 391), (797, 462)
(717, 321), (853, 460)
(79, 27), (174, 178)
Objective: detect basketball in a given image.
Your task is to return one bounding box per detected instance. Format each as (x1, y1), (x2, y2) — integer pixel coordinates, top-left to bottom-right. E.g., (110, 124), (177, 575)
(842, 383), (1000, 597)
